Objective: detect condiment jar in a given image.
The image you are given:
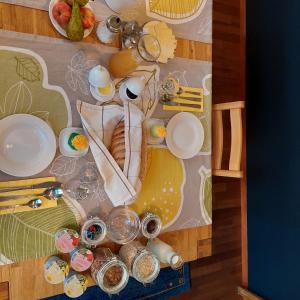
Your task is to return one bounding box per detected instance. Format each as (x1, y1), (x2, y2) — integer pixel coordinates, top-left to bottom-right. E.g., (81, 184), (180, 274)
(80, 217), (107, 248)
(91, 248), (129, 294)
(70, 247), (94, 272)
(106, 206), (140, 245)
(119, 241), (160, 284)
(54, 228), (80, 254)
(97, 15), (122, 44)
(64, 272), (88, 298)
(44, 256), (69, 284)
(147, 238), (184, 270)
(140, 212), (162, 239)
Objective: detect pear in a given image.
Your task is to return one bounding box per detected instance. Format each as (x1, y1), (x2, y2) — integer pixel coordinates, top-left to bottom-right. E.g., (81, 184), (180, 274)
(66, 0), (89, 7)
(66, 0), (84, 41)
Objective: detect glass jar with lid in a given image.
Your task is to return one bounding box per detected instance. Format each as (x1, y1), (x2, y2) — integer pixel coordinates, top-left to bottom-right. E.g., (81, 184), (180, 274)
(80, 217), (107, 248)
(106, 206), (140, 245)
(119, 241), (160, 284)
(91, 248), (129, 294)
(140, 212), (162, 239)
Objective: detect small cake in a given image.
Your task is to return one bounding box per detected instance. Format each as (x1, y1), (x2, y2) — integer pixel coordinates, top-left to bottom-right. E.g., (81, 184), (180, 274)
(68, 133), (89, 151)
(59, 128), (89, 158)
(151, 125), (166, 138)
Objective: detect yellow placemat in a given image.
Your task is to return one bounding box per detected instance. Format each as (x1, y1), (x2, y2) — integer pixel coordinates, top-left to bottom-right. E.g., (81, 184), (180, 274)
(0, 177), (57, 215)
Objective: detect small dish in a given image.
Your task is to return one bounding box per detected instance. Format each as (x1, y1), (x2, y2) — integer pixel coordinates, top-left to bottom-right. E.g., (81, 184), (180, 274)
(0, 114), (57, 177)
(144, 118), (165, 145)
(59, 127), (89, 158)
(166, 112), (204, 159)
(49, 0), (94, 39)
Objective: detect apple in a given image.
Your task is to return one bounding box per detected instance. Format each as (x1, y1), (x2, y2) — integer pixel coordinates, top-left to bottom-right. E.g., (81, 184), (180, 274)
(52, 2), (72, 28)
(80, 7), (95, 29)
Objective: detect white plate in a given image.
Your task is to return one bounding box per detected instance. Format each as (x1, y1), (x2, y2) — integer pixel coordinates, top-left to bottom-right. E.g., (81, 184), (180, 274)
(0, 114), (57, 177)
(166, 112), (204, 159)
(49, 0), (94, 39)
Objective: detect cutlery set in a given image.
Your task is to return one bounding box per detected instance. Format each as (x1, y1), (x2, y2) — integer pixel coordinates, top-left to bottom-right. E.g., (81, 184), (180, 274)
(0, 178), (63, 213)
(160, 76), (204, 113)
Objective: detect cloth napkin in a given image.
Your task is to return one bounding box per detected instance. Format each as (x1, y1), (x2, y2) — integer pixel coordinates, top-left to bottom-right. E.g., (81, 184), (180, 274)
(77, 101), (145, 206)
(0, 177), (57, 215)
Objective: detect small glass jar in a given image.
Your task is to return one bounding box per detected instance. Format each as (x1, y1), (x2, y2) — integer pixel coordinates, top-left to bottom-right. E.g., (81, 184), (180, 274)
(119, 241), (160, 284)
(64, 272), (88, 298)
(70, 247), (94, 272)
(91, 248), (129, 294)
(106, 206), (140, 244)
(80, 217), (107, 248)
(54, 228), (80, 254)
(140, 212), (162, 239)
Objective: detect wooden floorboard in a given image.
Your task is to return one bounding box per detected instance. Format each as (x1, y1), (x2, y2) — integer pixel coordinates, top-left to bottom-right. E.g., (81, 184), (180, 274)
(173, 0), (245, 299)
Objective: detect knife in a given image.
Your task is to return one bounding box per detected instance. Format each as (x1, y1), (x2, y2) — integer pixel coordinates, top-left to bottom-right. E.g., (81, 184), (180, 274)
(0, 181), (62, 193)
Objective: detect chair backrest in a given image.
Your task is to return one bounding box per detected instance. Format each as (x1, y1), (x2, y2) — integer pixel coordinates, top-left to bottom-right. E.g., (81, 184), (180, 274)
(212, 101), (245, 178)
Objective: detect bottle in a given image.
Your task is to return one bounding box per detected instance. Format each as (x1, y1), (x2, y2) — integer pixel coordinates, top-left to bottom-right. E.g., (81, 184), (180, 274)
(147, 238), (184, 270)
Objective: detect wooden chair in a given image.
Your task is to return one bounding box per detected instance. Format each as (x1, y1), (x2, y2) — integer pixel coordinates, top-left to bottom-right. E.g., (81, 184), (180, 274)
(212, 101), (245, 178)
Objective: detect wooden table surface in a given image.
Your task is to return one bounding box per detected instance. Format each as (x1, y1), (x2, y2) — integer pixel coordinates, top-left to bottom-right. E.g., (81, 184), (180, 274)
(0, 3), (212, 300)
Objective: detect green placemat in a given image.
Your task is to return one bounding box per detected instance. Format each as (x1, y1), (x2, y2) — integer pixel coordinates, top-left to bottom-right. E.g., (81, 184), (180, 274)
(0, 200), (78, 262)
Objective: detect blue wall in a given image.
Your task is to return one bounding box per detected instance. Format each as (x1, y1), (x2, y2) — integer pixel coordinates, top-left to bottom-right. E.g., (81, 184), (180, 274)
(247, 1), (300, 299)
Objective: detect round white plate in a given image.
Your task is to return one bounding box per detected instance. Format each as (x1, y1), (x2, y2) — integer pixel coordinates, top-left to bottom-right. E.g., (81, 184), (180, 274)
(0, 114), (57, 177)
(166, 112), (204, 159)
(49, 0), (94, 39)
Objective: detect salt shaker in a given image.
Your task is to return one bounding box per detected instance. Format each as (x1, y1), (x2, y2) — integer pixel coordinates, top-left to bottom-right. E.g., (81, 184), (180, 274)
(146, 238), (184, 270)
(97, 15), (122, 44)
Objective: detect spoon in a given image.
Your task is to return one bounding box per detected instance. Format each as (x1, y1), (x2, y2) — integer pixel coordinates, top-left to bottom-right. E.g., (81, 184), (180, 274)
(0, 198), (43, 210)
(0, 187), (64, 201)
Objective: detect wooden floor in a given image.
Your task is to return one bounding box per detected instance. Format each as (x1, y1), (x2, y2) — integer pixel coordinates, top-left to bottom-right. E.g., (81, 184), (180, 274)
(173, 0), (245, 299)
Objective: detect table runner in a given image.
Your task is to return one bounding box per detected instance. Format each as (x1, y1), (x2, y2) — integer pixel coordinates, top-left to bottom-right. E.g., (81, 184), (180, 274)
(0, 29), (211, 263)
(0, 0), (212, 43)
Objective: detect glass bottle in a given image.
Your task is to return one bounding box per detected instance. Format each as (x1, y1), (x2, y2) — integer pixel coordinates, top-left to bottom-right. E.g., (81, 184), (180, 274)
(108, 34), (160, 78)
(146, 238), (184, 270)
(91, 248), (129, 294)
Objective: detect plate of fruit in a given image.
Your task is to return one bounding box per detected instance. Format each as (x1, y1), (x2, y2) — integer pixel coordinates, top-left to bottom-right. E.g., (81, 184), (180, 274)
(49, 0), (95, 41)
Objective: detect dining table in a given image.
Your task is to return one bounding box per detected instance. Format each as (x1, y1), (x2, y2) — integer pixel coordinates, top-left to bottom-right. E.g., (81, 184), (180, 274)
(0, 1), (212, 299)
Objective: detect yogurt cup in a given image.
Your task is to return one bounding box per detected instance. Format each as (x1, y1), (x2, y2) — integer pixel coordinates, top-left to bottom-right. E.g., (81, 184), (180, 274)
(64, 272), (88, 298)
(54, 228), (80, 254)
(70, 247), (94, 272)
(44, 256), (69, 285)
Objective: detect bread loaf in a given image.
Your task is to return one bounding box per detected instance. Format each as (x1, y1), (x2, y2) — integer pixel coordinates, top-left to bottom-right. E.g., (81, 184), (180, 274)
(110, 121), (126, 169)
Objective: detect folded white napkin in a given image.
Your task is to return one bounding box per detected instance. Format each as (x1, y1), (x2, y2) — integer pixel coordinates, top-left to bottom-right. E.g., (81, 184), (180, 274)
(77, 100), (145, 206)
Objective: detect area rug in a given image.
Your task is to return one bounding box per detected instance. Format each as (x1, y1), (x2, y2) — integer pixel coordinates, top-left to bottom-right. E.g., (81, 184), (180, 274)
(44, 263), (191, 300)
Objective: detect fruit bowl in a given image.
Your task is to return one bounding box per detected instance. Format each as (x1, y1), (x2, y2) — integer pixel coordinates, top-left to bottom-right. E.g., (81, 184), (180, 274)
(49, 0), (95, 39)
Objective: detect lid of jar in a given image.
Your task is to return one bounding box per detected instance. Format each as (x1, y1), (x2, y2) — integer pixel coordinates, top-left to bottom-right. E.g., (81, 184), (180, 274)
(70, 248), (94, 272)
(44, 256), (69, 285)
(106, 206), (140, 245)
(132, 250), (160, 283)
(54, 228), (80, 254)
(96, 259), (129, 294)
